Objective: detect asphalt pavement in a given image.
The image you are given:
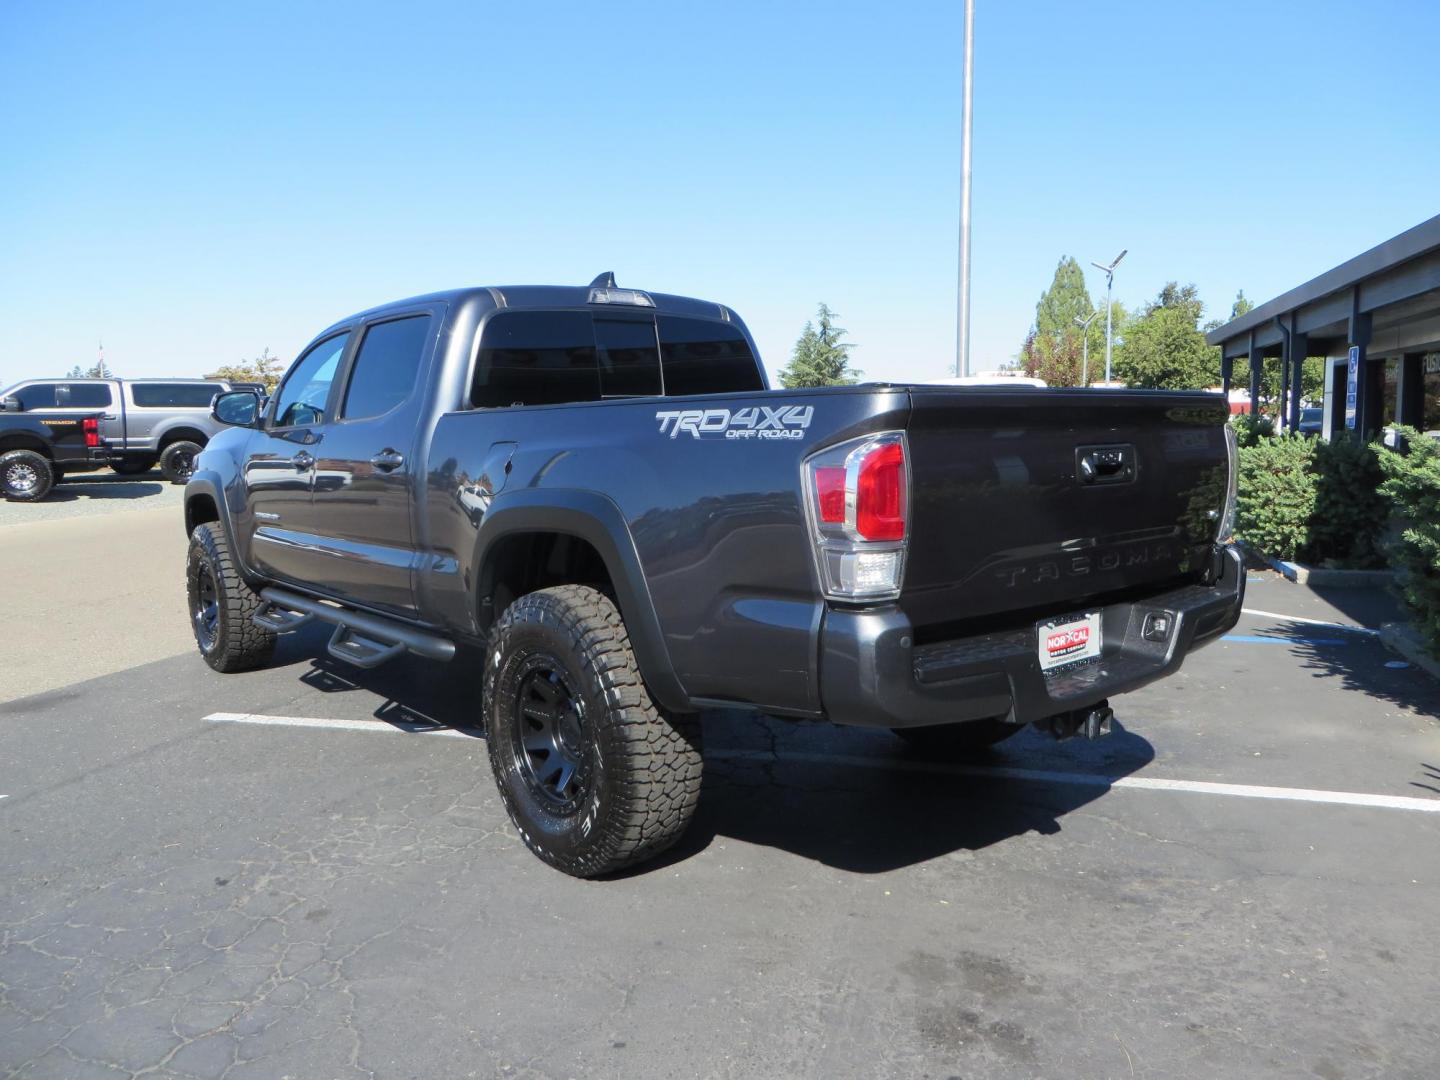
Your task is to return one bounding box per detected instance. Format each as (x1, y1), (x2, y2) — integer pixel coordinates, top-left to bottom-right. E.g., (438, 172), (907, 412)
(2, 495), (1439, 1079)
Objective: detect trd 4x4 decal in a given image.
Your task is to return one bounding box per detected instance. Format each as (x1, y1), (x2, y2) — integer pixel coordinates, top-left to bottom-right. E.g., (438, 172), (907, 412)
(655, 405), (814, 440)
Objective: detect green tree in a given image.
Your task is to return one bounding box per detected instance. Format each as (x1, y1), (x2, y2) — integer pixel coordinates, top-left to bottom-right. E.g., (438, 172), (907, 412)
(779, 304), (860, 388)
(68, 360), (112, 377)
(1018, 256), (1122, 385)
(207, 347), (285, 393)
(1231, 289), (1253, 320)
(1113, 282), (1220, 390)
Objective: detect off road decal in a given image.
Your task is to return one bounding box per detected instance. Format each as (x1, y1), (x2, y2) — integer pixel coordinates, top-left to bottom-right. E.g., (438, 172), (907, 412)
(655, 405), (813, 440)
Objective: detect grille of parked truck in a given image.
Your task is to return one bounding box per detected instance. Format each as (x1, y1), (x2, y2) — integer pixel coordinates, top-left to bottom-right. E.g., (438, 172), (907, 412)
(180, 275), (1245, 877)
(0, 377), (249, 482)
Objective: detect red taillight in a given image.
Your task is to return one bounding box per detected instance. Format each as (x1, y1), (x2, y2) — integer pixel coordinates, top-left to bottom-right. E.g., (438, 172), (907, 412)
(814, 466), (845, 523)
(83, 417), (100, 448)
(855, 441), (906, 541)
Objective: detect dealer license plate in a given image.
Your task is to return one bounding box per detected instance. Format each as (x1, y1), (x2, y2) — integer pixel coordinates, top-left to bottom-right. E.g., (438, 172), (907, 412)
(1038, 612), (1102, 673)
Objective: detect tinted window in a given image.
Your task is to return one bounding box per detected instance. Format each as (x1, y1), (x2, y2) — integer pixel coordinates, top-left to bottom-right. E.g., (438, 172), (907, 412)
(595, 318), (662, 398)
(473, 312), (599, 408)
(65, 383), (114, 407)
(658, 317), (763, 396)
(341, 315), (431, 420)
(131, 383), (221, 408)
(273, 334), (349, 427)
(13, 383), (59, 409)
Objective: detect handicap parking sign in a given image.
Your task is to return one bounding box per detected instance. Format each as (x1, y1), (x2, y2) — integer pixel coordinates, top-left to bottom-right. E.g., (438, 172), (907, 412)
(1345, 347), (1358, 429)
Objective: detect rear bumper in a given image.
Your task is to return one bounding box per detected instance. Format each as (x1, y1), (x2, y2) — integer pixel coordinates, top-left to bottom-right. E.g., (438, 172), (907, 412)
(819, 544), (1245, 728)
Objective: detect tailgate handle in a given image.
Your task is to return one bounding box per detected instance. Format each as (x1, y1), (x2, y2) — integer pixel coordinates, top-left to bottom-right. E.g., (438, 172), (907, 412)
(1077, 444), (1134, 485)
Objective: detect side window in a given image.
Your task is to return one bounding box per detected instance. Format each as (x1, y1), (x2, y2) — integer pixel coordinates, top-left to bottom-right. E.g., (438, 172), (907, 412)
(272, 333), (349, 428)
(132, 383), (223, 408)
(64, 383), (114, 407)
(341, 315), (431, 420)
(14, 383), (59, 409)
(472, 311), (598, 408)
(595, 318), (661, 398)
(658, 316), (765, 396)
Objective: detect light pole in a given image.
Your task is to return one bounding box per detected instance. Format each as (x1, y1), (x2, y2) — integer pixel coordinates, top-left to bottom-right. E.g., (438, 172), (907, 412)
(1090, 249), (1127, 383)
(1074, 310), (1099, 386)
(955, 0), (975, 376)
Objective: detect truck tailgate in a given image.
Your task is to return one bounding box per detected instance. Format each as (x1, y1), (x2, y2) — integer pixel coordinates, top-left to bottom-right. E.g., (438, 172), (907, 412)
(900, 388), (1230, 634)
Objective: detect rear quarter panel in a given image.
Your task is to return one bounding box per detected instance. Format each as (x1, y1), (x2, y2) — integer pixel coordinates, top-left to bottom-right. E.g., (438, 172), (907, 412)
(422, 387), (908, 715)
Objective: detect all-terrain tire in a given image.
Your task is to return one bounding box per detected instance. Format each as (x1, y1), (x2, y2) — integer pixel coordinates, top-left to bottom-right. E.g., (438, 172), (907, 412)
(186, 522), (276, 672)
(1, 450), (55, 502)
(160, 441), (203, 484)
(484, 585), (703, 878)
(892, 717), (1021, 757)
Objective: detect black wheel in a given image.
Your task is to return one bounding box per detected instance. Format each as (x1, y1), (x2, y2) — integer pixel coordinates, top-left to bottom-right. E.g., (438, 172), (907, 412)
(113, 457), (156, 476)
(0, 450), (54, 502)
(892, 717), (1021, 757)
(484, 585), (703, 878)
(160, 441), (203, 484)
(186, 522), (275, 672)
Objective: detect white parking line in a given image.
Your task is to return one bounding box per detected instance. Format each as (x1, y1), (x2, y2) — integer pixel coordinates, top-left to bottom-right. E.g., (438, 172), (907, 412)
(1240, 607), (1380, 636)
(204, 712), (1440, 815)
(204, 712), (476, 739)
(711, 750), (1440, 813)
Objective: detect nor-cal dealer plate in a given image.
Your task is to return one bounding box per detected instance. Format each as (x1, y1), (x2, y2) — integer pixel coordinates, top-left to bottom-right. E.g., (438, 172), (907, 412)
(1038, 612), (1102, 673)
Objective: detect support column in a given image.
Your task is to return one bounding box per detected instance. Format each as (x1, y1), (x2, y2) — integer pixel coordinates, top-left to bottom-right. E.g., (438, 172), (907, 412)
(1278, 323), (1292, 432)
(1247, 334), (1262, 416)
(1222, 353), (1234, 395)
(1289, 332), (1308, 431)
(1397, 352), (1425, 428)
(1348, 295), (1373, 440)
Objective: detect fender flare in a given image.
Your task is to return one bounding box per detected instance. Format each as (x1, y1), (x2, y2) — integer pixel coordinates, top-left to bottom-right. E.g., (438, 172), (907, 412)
(473, 488), (691, 715)
(182, 470), (256, 583)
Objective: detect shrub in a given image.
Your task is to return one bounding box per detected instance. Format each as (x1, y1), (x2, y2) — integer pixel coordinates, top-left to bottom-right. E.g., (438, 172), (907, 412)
(1235, 434), (1316, 561)
(1309, 435), (1389, 568)
(1229, 412), (1274, 448)
(1377, 429), (1440, 657)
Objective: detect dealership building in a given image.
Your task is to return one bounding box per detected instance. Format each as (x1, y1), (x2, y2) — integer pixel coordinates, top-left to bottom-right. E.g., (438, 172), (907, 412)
(1207, 214), (1440, 442)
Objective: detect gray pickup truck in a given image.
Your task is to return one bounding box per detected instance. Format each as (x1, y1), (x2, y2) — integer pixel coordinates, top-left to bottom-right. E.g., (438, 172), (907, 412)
(0, 377), (249, 481)
(183, 275), (1244, 876)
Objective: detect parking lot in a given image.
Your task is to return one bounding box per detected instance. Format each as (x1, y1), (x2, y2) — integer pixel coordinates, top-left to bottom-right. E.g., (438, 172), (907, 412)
(3, 483), (1439, 1079)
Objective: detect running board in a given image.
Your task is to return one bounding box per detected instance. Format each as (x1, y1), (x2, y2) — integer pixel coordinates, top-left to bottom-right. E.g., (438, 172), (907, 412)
(254, 587), (457, 668)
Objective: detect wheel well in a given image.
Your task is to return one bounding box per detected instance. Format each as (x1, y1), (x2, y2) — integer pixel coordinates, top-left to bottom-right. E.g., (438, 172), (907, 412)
(186, 493), (220, 537)
(479, 531), (616, 636)
(0, 436), (51, 458)
(160, 428), (208, 450)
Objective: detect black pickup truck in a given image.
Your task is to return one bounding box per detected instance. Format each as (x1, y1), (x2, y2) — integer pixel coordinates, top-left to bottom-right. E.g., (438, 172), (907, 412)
(183, 275), (1244, 876)
(0, 408), (108, 500)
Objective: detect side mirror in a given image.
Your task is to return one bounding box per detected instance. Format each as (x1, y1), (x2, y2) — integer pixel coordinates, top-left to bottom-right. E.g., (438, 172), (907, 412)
(212, 389), (261, 428)
(1, 397), (20, 412)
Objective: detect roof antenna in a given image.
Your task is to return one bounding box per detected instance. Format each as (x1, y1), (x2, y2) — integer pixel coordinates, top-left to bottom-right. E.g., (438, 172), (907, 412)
(589, 271), (616, 289)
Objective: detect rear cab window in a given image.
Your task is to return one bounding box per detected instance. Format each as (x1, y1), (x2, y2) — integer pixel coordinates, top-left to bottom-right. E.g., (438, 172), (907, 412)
(131, 383), (224, 408)
(471, 311), (761, 408)
(341, 315), (432, 420)
(63, 383), (114, 407)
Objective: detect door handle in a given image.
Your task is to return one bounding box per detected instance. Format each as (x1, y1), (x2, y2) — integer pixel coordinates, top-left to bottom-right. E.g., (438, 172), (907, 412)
(292, 451), (315, 470)
(101, 414), (118, 421)
(370, 449), (405, 471)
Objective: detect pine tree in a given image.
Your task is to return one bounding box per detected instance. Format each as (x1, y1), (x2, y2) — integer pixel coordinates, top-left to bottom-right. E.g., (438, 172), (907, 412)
(779, 304), (861, 388)
(1018, 256), (1118, 386)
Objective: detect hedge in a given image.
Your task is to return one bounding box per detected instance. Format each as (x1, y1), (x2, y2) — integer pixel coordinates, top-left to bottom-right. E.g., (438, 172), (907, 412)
(1233, 432), (1388, 568)
(1377, 429), (1440, 657)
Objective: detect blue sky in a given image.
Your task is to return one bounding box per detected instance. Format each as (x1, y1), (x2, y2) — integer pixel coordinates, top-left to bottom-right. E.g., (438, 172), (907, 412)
(2, 0), (1437, 386)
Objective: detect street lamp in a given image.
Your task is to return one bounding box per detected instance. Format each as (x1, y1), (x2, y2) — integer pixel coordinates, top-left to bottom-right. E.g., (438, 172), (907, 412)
(1090, 249), (1127, 383)
(1074, 310), (1099, 386)
(955, 0), (975, 376)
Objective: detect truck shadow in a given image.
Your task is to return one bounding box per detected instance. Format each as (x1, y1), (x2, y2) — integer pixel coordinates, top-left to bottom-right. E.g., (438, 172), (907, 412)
(46, 475), (167, 501)
(281, 639), (1157, 875)
(655, 715), (1156, 875)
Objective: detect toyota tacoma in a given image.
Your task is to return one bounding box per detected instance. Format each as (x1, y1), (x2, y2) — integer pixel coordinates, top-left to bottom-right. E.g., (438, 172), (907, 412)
(182, 275), (1244, 876)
